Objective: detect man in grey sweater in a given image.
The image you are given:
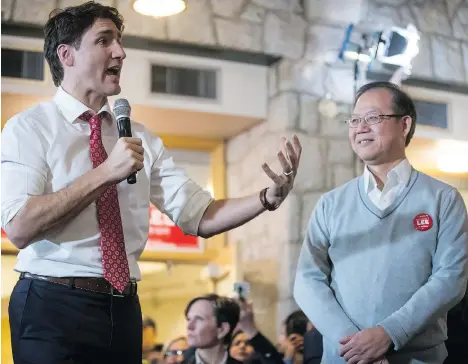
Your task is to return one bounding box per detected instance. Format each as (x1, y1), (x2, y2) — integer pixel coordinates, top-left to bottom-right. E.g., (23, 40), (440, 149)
(294, 81), (468, 364)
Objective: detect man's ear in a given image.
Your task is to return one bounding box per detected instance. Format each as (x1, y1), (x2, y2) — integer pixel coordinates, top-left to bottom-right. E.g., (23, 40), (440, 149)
(402, 115), (413, 140)
(57, 44), (74, 67)
(217, 322), (230, 341)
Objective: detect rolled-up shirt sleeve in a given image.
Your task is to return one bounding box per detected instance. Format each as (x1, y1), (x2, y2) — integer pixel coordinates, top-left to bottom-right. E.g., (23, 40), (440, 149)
(149, 137), (213, 236)
(1, 116), (47, 229)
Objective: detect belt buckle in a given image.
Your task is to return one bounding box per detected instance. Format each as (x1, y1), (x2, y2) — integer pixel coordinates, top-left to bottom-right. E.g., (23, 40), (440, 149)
(110, 286), (125, 298)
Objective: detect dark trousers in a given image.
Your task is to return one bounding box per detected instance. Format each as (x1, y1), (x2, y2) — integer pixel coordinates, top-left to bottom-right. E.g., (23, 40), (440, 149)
(8, 277), (143, 364)
(444, 308), (468, 363)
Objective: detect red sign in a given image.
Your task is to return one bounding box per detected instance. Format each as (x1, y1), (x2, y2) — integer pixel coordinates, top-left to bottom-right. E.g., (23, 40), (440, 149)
(145, 204), (203, 252)
(413, 213), (433, 231)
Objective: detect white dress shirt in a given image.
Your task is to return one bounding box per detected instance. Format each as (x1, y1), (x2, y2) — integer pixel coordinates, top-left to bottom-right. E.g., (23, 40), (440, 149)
(363, 159), (412, 210)
(1, 87), (213, 280)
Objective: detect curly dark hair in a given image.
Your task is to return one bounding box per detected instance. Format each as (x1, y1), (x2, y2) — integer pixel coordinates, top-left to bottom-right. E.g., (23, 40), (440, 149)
(43, 1), (124, 86)
(185, 294), (240, 345)
(354, 81), (417, 147)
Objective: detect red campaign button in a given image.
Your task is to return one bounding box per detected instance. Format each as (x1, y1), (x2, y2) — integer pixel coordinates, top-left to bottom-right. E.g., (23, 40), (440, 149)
(413, 213), (433, 231)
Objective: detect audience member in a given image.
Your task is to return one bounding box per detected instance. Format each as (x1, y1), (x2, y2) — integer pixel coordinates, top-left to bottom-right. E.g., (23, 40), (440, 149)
(143, 316), (164, 363)
(164, 336), (189, 364)
(229, 331), (255, 363)
(184, 294), (242, 364)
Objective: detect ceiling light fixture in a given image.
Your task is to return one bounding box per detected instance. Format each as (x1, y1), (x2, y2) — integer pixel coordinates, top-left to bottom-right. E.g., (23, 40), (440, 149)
(133, 0), (186, 17)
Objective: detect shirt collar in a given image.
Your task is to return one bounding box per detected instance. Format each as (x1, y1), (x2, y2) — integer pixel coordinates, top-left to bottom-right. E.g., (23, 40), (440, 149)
(53, 86), (113, 124)
(195, 349), (228, 364)
(363, 158), (412, 192)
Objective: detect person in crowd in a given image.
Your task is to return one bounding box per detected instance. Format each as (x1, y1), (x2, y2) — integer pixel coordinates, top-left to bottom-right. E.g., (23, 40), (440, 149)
(229, 331), (256, 363)
(276, 323), (288, 356)
(282, 310), (307, 364)
(302, 323), (322, 364)
(183, 294), (283, 364)
(2, 1), (302, 363)
(234, 298), (285, 364)
(143, 316), (164, 362)
(282, 310), (322, 364)
(163, 337), (189, 364)
(183, 294), (242, 364)
(294, 81), (468, 363)
(282, 334), (304, 364)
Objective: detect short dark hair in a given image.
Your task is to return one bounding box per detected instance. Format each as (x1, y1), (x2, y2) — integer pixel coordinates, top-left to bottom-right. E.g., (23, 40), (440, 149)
(354, 81), (417, 147)
(284, 310), (308, 337)
(143, 316), (156, 331)
(43, 1), (124, 86)
(185, 294), (240, 345)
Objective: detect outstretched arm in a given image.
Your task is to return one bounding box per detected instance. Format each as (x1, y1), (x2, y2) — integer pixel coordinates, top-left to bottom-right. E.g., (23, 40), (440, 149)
(197, 136), (302, 238)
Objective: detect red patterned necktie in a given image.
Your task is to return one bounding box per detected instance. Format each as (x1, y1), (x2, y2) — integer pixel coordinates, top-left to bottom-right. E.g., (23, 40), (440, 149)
(81, 111), (130, 293)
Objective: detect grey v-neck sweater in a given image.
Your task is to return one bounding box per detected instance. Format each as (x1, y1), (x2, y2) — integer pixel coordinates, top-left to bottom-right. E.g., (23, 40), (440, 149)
(294, 170), (468, 363)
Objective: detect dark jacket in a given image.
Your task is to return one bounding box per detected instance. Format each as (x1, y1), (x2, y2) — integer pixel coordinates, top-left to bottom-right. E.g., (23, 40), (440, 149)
(302, 328), (323, 364)
(249, 332), (284, 364)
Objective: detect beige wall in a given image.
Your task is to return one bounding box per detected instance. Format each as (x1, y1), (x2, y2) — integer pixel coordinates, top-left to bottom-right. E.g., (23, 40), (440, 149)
(1, 256), (20, 301)
(140, 296), (192, 345)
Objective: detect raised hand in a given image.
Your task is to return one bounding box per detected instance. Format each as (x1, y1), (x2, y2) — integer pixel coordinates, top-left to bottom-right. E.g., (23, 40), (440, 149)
(262, 135), (302, 208)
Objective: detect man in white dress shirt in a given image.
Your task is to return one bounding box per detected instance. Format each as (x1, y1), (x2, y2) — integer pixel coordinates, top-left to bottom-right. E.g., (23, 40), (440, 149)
(1, 2), (302, 363)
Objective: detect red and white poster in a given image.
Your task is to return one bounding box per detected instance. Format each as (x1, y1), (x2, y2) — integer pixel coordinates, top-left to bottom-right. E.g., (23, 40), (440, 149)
(145, 204), (203, 253)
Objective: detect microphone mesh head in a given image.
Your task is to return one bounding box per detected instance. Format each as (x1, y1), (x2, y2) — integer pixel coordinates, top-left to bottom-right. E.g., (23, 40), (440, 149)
(113, 98), (131, 119)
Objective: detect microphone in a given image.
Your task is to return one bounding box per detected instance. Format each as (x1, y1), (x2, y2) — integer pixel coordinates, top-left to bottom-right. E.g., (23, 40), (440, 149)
(113, 98), (136, 184)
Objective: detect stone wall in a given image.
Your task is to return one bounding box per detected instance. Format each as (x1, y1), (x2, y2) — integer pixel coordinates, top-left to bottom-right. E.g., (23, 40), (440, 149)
(3, 0), (468, 340)
(3, 0), (467, 85)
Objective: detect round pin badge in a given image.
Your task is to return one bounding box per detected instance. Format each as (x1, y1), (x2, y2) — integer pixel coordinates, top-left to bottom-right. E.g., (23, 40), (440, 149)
(413, 213), (433, 231)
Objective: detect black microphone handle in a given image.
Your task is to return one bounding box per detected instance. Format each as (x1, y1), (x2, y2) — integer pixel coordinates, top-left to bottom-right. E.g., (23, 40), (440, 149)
(127, 172), (137, 184)
(117, 117), (137, 185)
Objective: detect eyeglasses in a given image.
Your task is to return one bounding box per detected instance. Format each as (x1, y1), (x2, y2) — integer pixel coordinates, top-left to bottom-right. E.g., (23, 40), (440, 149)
(345, 114), (405, 128)
(165, 350), (184, 357)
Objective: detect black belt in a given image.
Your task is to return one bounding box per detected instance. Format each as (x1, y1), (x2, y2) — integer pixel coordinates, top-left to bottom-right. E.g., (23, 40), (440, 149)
(20, 272), (138, 297)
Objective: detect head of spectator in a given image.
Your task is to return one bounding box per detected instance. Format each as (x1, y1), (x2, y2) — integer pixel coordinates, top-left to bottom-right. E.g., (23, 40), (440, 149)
(229, 330), (255, 362)
(164, 336), (189, 364)
(185, 294), (240, 363)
